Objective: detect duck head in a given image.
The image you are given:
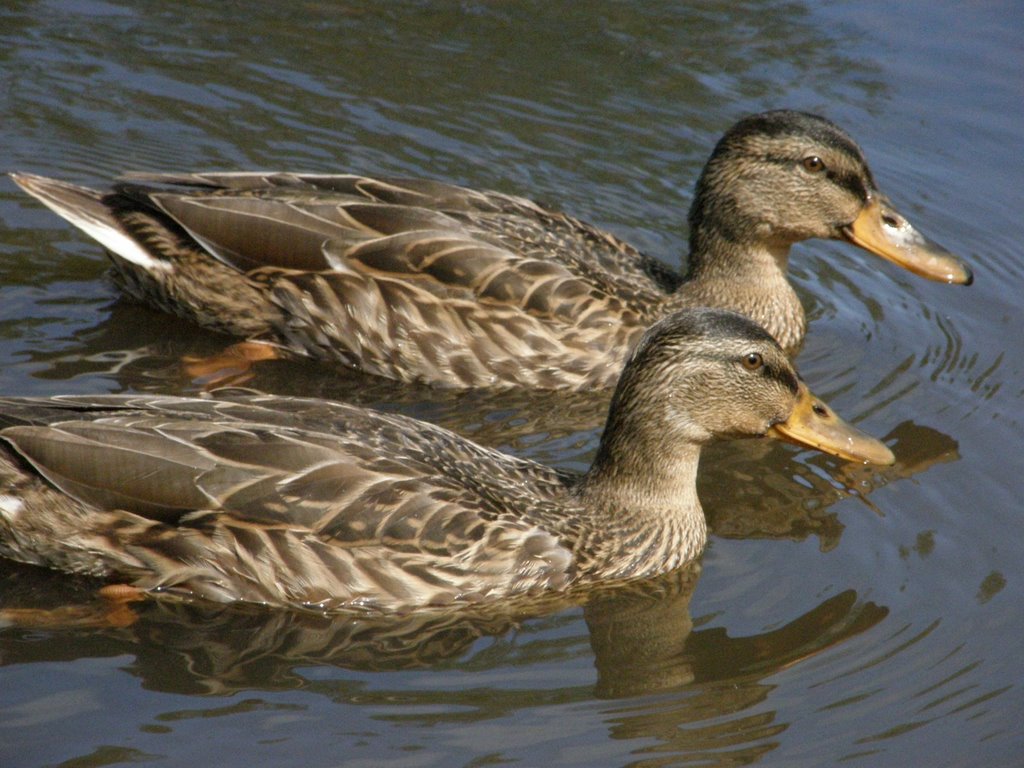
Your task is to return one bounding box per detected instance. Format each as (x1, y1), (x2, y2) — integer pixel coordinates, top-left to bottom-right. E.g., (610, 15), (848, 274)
(688, 110), (972, 286)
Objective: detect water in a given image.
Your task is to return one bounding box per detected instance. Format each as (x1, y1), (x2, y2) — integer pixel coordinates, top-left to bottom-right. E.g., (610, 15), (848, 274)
(0, 0), (1022, 765)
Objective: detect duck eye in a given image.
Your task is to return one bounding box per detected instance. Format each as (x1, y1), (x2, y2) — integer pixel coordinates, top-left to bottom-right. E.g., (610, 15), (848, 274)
(741, 352), (763, 371)
(802, 155), (825, 173)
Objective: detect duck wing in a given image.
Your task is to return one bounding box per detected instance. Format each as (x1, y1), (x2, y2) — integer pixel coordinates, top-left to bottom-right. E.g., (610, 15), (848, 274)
(13, 172), (673, 387)
(0, 395), (577, 608)
(127, 172), (681, 293)
(124, 174), (668, 387)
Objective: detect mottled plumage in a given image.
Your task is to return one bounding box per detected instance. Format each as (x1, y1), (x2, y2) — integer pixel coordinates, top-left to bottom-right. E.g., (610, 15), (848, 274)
(0, 310), (893, 612)
(11, 111), (970, 389)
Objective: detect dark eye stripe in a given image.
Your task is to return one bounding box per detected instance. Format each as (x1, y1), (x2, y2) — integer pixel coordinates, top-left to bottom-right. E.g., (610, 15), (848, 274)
(770, 365), (800, 395)
(699, 349), (799, 396)
(752, 154), (869, 202)
(825, 168), (870, 202)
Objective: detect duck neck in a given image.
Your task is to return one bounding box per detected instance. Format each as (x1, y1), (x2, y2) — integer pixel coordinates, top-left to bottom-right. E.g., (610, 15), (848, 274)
(574, 428), (707, 580)
(671, 223), (806, 353)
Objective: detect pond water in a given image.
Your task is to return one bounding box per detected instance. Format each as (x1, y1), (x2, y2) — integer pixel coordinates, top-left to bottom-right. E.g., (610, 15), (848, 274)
(0, 1), (1022, 766)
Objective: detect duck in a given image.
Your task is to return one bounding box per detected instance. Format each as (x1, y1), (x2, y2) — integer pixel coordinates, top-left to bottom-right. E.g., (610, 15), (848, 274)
(0, 309), (894, 613)
(10, 110), (970, 390)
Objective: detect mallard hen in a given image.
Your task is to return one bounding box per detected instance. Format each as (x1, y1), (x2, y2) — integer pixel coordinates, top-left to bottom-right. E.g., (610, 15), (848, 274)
(10, 111), (971, 389)
(11, 111), (970, 390)
(0, 309), (893, 612)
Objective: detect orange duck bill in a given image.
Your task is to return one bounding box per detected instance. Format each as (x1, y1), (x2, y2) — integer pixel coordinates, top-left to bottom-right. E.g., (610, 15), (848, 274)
(768, 383), (895, 465)
(843, 195), (973, 285)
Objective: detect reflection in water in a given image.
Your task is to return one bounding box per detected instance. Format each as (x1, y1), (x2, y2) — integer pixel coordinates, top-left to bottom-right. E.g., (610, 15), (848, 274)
(704, 420), (959, 551)
(585, 570), (886, 696)
(0, 559), (886, 765)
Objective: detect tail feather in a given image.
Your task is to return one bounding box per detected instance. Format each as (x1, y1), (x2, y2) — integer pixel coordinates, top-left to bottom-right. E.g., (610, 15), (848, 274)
(10, 172), (170, 273)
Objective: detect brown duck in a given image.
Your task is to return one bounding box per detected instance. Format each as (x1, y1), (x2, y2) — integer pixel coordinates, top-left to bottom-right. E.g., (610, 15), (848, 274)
(0, 309), (894, 612)
(11, 110), (970, 389)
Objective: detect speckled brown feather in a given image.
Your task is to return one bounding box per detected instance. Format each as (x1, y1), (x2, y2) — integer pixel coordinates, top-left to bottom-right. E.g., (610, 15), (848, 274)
(0, 395), (584, 610)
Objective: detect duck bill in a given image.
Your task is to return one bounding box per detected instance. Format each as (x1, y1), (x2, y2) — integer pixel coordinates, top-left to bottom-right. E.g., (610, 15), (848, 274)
(842, 195), (973, 285)
(767, 384), (895, 465)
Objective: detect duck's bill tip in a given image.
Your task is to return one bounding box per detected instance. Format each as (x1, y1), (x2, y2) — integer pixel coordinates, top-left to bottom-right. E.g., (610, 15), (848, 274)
(843, 197), (973, 286)
(768, 387), (895, 466)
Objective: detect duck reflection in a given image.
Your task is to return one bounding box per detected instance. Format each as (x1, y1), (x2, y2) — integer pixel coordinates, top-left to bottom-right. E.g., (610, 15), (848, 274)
(583, 572), (887, 763)
(1, 560), (886, 703)
(0, 557), (886, 763)
(702, 419), (959, 551)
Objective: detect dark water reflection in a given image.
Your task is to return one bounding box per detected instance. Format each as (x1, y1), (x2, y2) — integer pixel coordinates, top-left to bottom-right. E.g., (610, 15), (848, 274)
(2, 0), (1023, 765)
(1, 560), (887, 765)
